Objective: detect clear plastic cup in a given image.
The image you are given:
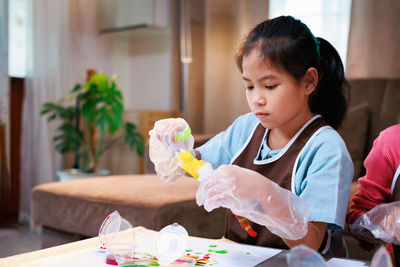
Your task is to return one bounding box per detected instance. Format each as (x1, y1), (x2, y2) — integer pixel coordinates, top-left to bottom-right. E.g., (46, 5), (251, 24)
(98, 211), (136, 266)
(154, 223), (189, 266)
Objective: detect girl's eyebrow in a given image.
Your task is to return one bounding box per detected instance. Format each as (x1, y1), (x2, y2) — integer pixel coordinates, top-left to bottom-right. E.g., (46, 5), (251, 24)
(243, 75), (277, 82)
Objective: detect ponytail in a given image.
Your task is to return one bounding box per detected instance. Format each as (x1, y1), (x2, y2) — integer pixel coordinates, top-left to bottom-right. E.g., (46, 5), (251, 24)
(310, 37), (350, 129)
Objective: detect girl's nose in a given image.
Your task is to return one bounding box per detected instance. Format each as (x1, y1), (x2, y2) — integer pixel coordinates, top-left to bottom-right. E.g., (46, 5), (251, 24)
(253, 92), (266, 105)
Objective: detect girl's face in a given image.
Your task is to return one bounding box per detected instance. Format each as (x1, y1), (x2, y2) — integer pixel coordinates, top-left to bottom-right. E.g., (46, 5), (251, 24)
(242, 48), (315, 133)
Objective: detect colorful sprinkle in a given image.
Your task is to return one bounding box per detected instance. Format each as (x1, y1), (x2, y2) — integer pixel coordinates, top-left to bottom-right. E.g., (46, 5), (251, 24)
(214, 250), (228, 254)
(209, 245), (217, 248)
(120, 265), (147, 267)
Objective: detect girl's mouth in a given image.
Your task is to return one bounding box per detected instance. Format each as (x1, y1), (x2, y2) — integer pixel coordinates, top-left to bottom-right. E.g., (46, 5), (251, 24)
(255, 112), (269, 119)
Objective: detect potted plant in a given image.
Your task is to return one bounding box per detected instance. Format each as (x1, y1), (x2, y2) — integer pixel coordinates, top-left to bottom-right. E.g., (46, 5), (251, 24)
(41, 71), (145, 181)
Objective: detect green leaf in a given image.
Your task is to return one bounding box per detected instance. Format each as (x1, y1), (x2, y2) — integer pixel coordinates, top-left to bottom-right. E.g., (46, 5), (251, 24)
(124, 122), (145, 156)
(71, 84), (82, 93)
(47, 113), (57, 122)
(81, 98), (102, 116)
(95, 110), (108, 133)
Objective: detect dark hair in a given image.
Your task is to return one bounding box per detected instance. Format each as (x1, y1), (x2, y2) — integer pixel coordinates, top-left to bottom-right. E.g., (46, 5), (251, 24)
(235, 16), (349, 129)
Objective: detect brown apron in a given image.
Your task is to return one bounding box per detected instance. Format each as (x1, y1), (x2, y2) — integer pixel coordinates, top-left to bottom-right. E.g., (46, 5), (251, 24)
(226, 116), (328, 249)
(392, 170), (400, 267)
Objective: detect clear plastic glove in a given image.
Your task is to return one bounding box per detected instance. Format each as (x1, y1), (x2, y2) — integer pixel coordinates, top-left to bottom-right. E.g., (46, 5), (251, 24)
(349, 201), (400, 245)
(196, 164), (309, 240)
(149, 118), (194, 182)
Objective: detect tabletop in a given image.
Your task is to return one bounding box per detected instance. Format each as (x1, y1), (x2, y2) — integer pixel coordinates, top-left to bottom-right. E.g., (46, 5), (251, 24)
(0, 226), (369, 267)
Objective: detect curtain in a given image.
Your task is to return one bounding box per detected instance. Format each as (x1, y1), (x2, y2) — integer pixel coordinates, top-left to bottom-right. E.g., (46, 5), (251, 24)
(20, 0), (111, 222)
(346, 0), (400, 78)
(0, 0), (9, 215)
(0, 0), (8, 146)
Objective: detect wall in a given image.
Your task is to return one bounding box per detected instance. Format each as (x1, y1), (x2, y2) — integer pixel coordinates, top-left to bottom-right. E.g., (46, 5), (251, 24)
(95, 0), (178, 111)
(93, 0), (180, 174)
(186, 0), (205, 134)
(203, 0), (268, 134)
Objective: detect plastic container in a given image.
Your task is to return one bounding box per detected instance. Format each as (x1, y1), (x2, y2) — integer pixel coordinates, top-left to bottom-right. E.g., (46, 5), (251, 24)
(98, 211), (136, 266)
(286, 244), (326, 267)
(170, 256), (196, 267)
(116, 251), (152, 266)
(370, 246), (394, 267)
(99, 214), (193, 266)
(154, 223), (190, 266)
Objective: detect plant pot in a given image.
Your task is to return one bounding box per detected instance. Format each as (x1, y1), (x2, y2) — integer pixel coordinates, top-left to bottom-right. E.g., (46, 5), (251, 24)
(57, 168), (110, 182)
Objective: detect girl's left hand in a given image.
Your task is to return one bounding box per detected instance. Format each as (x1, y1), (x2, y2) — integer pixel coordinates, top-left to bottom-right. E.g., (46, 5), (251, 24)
(196, 164), (309, 240)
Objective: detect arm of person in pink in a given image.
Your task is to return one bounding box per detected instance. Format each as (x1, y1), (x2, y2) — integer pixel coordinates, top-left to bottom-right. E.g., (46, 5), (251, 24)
(346, 125), (400, 246)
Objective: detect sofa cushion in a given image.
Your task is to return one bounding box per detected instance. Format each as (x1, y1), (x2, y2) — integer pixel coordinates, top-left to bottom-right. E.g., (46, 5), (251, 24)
(339, 102), (369, 180)
(31, 175), (226, 239)
(379, 80), (400, 131)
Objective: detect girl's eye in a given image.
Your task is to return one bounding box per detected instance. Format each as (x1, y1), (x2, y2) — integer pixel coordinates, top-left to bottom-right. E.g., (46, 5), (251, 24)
(265, 85), (277, 89)
(246, 86), (254, 90)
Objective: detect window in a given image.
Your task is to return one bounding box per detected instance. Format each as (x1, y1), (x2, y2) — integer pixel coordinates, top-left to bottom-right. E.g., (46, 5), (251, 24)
(269, 0), (352, 69)
(8, 0), (28, 77)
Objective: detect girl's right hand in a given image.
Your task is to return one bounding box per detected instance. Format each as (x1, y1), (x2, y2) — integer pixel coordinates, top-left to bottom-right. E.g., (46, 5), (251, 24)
(350, 201), (400, 245)
(149, 118), (194, 182)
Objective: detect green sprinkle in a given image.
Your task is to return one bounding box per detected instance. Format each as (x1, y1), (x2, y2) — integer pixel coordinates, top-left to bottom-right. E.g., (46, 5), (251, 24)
(214, 250), (228, 254)
(195, 264), (206, 266)
(208, 249), (214, 252)
(149, 262), (160, 266)
(185, 249), (193, 252)
(246, 252), (251, 254)
(209, 245), (217, 248)
(195, 252), (202, 254)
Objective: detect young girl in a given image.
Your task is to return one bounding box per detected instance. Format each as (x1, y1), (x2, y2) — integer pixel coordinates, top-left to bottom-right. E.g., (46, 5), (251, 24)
(346, 124), (400, 266)
(150, 16), (353, 255)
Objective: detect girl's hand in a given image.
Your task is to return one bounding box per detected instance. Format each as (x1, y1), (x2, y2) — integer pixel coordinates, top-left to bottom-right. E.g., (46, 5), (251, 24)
(196, 164), (309, 240)
(350, 201), (400, 245)
(149, 118), (194, 182)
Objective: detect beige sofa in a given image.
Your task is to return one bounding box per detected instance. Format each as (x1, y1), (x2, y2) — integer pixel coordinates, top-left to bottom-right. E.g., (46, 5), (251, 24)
(31, 175), (226, 248)
(31, 78), (400, 260)
(340, 78), (400, 180)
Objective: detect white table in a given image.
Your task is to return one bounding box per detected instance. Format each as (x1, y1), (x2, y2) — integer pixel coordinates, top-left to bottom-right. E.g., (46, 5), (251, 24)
(0, 226), (369, 267)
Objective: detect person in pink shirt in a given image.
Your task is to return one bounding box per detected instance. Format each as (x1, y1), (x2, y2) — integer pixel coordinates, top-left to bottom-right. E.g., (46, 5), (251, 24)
(346, 124), (400, 266)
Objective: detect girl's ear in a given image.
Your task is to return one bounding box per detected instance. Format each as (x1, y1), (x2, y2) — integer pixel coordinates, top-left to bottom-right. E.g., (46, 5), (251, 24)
(302, 67), (318, 95)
